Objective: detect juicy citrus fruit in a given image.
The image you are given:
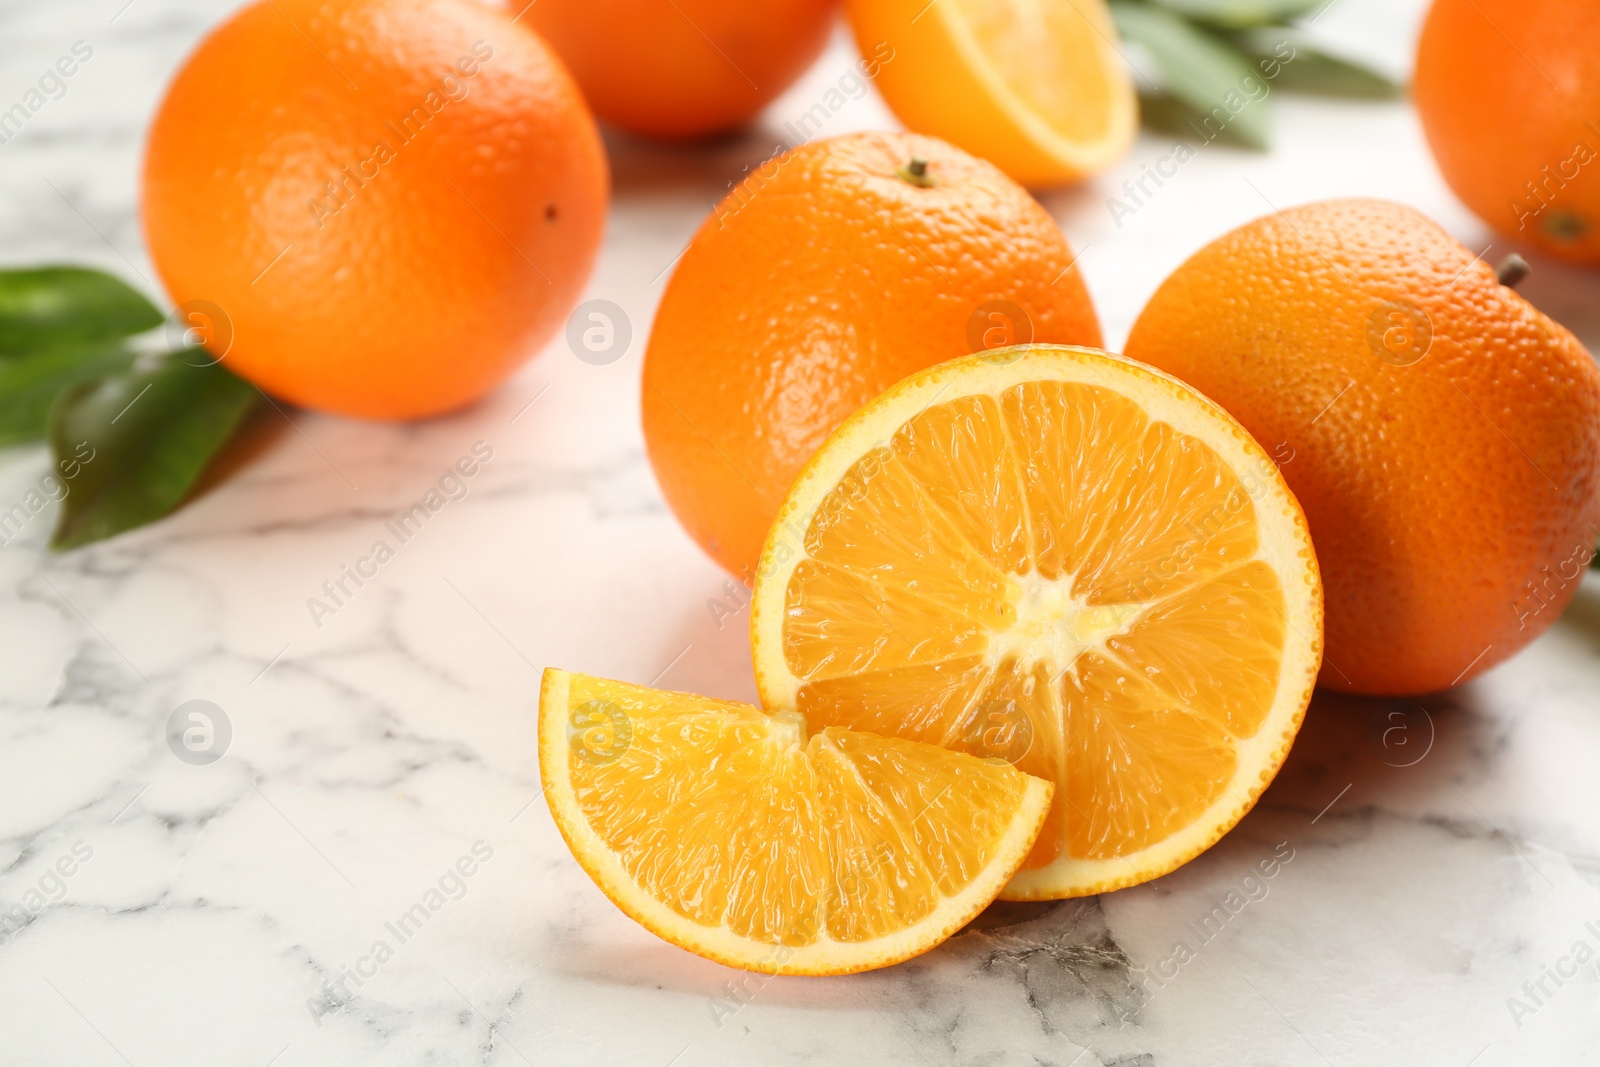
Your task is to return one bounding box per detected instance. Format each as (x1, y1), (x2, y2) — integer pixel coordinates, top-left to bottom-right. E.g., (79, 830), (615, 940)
(845, 0), (1135, 186)
(643, 131), (1103, 578)
(1415, 0), (1600, 264)
(539, 668), (1053, 973)
(749, 345), (1322, 900)
(522, 0), (836, 139)
(143, 0), (607, 419)
(1125, 199), (1600, 696)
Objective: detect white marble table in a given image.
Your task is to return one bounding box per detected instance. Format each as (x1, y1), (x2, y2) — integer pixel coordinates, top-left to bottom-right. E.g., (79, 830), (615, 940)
(2, 0), (1598, 1064)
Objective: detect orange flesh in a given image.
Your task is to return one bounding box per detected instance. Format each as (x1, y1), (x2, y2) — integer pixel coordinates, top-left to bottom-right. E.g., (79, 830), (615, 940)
(565, 674), (1035, 945)
(947, 0), (1119, 144)
(780, 383), (1288, 866)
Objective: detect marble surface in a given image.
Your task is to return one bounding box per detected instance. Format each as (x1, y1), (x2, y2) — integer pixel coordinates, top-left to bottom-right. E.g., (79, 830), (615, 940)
(2, 0), (1599, 1064)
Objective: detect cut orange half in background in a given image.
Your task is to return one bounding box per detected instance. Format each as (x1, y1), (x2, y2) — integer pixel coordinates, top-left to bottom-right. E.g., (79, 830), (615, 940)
(845, 0), (1137, 185)
(540, 668), (1053, 974)
(751, 346), (1322, 900)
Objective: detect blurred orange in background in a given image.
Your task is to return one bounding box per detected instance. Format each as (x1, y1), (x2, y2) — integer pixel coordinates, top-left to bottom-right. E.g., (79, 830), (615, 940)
(845, 0), (1135, 186)
(521, 0), (838, 139)
(1415, 0), (1600, 265)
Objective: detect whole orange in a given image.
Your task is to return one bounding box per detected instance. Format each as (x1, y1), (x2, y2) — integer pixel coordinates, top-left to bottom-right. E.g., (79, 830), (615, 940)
(521, 0), (837, 139)
(1124, 199), (1600, 696)
(142, 0), (607, 420)
(1415, 0), (1600, 264)
(642, 131), (1103, 577)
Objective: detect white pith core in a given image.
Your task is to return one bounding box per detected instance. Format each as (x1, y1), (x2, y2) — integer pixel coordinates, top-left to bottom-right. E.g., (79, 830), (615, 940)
(769, 709), (808, 747)
(987, 570), (1145, 681)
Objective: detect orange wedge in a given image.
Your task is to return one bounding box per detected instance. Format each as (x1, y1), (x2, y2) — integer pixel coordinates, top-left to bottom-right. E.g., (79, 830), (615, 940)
(846, 0), (1137, 185)
(750, 346), (1322, 900)
(539, 668), (1053, 974)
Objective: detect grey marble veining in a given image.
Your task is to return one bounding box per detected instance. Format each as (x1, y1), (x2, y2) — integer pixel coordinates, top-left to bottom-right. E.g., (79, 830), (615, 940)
(1, 0), (1598, 1064)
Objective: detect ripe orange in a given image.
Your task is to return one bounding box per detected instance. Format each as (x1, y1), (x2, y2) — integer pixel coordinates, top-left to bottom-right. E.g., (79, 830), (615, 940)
(845, 0), (1135, 186)
(1124, 199), (1600, 696)
(521, 0), (837, 139)
(142, 0), (607, 420)
(1414, 0), (1600, 264)
(642, 131), (1103, 577)
(540, 668), (1052, 972)
(748, 346), (1322, 898)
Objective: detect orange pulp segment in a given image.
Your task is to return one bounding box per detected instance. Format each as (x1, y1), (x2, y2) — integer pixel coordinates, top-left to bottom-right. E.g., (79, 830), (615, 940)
(751, 346), (1322, 899)
(539, 668), (1053, 973)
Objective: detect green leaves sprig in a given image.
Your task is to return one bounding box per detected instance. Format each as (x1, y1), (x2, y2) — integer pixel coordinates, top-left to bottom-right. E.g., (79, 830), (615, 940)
(0, 267), (258, 549)
(1110, 0), (1400, 149)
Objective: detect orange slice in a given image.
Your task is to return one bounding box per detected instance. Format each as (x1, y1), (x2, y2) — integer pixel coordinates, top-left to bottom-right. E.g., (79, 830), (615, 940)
(845, 0), (1137, 185)
(539, 668), (1053, 974)
(750, 345), (1322, 900)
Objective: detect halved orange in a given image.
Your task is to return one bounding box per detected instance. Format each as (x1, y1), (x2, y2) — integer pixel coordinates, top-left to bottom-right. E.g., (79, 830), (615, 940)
(751, 345), (1322, 900)
(539, 668), (1053, 974)
(846, 0), (1137, 185)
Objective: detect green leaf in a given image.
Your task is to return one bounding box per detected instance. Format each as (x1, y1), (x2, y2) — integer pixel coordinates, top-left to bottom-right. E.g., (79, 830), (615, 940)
(1147, 0), (1324, 28)
(0, 344), (135, 447)
(1230, 27), (1401, 97)
(48, 355), (259, 549)
(1136, 92), (1266, 148)
(1112, 1), (1273, 149)
(0, 267), (163, 357)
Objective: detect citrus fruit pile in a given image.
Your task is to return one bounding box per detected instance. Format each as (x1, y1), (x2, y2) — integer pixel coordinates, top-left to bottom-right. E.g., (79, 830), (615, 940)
(133, 0), (1140, 436)
(547, 345), (1324, 971)
(107, 0), (1600, 983)
(552, 169), (1597, 972)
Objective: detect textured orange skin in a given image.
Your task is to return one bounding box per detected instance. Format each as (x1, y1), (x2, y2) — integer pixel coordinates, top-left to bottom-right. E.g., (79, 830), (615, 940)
(142, 0), (607, 419)
(1415, 0), (1600, 264)
(1125, 199), (1600, 696)
(523, 0), (837, 139)
(642, 131), (1104, 577)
